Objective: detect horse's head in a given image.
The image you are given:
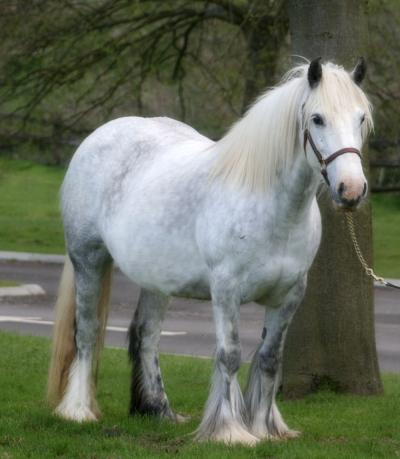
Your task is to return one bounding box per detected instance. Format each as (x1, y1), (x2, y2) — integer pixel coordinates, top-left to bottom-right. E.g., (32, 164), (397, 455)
(302, 59), (373, 210)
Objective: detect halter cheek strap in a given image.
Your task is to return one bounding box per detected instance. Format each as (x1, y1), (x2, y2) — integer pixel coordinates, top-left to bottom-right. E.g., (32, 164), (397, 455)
(303, 129), (362, 186)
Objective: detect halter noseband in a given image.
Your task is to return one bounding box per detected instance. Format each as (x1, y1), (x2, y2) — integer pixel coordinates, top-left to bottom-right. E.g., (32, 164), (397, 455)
(303, 129), (362, 186)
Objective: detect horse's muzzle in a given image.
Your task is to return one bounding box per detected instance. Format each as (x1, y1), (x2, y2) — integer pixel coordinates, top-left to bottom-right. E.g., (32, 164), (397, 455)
(332, 180), (368, 211)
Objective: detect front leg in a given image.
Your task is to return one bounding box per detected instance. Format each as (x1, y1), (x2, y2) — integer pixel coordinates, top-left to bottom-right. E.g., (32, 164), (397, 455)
(244, 278), (306, 439)
(195, 278), (259, 445)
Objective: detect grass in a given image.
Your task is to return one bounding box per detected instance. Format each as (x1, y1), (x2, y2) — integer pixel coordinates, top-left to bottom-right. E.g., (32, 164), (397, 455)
(371, 193), (400, 278)
(0, 331), (399, 458)
(0, 157), (399, 276)
(0, 279), (20, 287)
(0, 158), (65, 254)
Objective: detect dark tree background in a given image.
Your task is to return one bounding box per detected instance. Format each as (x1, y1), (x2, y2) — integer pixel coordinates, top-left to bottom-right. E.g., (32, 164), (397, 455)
(0, 1), (288, 163)
(1, 0), (400, 189)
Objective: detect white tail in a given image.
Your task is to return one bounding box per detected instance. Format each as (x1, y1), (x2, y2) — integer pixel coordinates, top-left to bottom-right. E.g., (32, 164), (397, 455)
(47, 255), (113, 407)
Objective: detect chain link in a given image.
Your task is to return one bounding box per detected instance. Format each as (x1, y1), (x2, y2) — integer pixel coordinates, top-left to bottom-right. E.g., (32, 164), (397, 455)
(345, 212), (393, 286)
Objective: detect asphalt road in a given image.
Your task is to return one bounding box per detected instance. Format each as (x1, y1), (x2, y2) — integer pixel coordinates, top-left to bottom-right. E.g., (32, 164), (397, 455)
(0, 260), (399, 372)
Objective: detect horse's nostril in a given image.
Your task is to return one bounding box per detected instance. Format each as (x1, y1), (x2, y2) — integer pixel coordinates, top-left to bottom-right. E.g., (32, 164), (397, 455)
(340, 196), (361, 209)
(362, 182), (367, 197)
(338, 182), (345, 196)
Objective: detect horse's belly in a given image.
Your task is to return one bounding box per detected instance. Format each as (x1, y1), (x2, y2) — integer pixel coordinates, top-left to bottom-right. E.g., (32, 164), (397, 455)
(123, 258), (211, 299)
(103, 218), (211, 298)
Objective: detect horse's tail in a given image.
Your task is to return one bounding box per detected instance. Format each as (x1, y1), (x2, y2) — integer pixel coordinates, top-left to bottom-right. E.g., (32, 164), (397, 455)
(47, 255), (113, 407)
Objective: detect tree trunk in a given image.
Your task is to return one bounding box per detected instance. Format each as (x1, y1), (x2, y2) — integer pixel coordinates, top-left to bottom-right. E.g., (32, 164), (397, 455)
(282, 0), (383, 397)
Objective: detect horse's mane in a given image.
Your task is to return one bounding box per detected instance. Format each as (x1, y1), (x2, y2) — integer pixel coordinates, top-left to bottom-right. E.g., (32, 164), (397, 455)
(210, 62), (373, 193)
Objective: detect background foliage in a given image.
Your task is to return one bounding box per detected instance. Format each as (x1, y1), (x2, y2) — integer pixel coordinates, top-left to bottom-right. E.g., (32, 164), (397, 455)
(0, 1), (399, 183)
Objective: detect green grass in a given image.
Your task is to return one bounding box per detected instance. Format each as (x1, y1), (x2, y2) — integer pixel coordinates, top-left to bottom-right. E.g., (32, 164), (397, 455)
(0, 157), (65, 254)
(371, 193), (400, 278)
(0, 279), (20, 287)
(0, 157), (399, 277)
(0, 332), (399, 458)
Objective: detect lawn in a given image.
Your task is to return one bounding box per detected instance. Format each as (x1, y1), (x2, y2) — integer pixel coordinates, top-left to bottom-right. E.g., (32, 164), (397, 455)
(0, 331), (399, 459)
(0, 279), (20, 287)
(0, 158), (65, 254)
(0, 157), (399, 277)
(371, 193), (400, 278)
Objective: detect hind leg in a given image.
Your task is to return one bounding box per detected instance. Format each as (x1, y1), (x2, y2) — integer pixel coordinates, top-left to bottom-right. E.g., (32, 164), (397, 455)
(55, 246), (111, 422)
(128, 289), (182, 421)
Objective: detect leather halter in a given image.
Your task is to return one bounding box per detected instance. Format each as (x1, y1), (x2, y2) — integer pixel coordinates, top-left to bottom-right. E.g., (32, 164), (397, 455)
(303, 129), (362, 186)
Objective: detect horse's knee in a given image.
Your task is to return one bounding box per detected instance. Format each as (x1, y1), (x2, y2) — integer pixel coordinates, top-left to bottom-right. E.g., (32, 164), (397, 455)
(258, 328), (284, 377)
(217, 346), (241, 375)
(258, 349), (279, 377)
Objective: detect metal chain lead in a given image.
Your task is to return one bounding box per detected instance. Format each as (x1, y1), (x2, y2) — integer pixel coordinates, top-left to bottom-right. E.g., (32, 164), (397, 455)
(345, 212), (400, 289)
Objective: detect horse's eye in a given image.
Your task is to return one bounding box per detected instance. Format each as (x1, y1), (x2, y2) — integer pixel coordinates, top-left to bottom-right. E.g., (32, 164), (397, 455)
(312, 115), (324, 126)
(360, 114), (366, 124)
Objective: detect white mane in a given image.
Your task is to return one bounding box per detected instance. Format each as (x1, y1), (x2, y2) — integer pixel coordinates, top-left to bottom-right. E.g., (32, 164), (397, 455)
(210, 62), (373, 193)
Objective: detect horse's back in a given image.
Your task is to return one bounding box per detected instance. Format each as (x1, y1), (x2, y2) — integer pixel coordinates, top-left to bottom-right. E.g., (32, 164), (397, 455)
(62, 116), (211, 225)
(65, 116), (210, 171)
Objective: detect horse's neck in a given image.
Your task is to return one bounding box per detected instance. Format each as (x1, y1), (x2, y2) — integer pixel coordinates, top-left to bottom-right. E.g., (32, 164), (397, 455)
(273, 145), (319, 223)
(210, 148), (319, 237)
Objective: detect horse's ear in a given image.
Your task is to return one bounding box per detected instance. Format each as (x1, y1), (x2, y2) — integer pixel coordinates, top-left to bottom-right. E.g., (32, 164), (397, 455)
(352, 57), (367, 85)
(308, 57), (322, 88)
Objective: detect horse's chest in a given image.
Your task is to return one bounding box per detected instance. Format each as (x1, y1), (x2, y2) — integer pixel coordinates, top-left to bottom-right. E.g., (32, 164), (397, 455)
(233, 226), (316, 304)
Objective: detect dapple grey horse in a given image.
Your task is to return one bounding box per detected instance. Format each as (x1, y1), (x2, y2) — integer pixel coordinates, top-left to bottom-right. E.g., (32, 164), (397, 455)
(48, 59), (372, 445)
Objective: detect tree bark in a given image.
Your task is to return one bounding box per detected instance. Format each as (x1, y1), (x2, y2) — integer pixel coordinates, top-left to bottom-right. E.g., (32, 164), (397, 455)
(282, 0), (383, 397)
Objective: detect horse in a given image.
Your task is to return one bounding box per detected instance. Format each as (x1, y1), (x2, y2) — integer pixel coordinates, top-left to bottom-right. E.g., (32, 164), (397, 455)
(47, 58), (372, 446)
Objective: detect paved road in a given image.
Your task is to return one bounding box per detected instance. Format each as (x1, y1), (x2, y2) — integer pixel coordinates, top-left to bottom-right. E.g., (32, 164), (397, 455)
(0, 260), (398, 372)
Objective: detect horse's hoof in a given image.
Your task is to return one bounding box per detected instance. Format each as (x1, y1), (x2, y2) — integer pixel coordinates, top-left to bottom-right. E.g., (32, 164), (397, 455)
(249, 428), (278, 441)
(215, 427), (259, 446)
(279, 429), (301, 439)
(253, 428), (300, 441)
(196, 423), (260, 446)
(174, 413), (190, 423)
(55, 403), (99, 422)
